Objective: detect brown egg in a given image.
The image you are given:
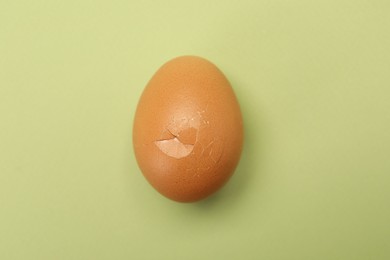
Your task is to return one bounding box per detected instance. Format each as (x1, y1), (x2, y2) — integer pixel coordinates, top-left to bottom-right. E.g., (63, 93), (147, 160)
(133, 56), (243, 202)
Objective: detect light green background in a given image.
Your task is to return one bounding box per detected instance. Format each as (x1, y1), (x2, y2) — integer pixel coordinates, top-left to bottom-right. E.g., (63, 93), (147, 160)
(1, 1), (389, 259)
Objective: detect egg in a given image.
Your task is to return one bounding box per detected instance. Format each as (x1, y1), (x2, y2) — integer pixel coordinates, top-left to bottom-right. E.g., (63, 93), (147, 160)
(133, 56), (243, 202)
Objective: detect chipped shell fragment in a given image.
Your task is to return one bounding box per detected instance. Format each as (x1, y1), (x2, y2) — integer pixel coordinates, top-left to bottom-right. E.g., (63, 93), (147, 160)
(133, 56), (244, 202)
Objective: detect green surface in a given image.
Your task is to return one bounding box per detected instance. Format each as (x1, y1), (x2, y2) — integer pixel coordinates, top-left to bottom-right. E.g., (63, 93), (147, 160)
(1, 1), (390, 259)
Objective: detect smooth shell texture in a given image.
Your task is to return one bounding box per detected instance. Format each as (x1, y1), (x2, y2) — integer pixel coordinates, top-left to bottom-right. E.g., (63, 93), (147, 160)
(133, 56), (243, 202)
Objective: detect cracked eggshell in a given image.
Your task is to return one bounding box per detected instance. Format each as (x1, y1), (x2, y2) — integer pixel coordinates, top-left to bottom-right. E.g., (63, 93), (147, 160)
(133, 56), (243, 202)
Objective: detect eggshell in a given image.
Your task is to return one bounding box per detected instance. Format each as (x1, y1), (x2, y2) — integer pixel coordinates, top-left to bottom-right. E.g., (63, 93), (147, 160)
(133, 56), (243, 202)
